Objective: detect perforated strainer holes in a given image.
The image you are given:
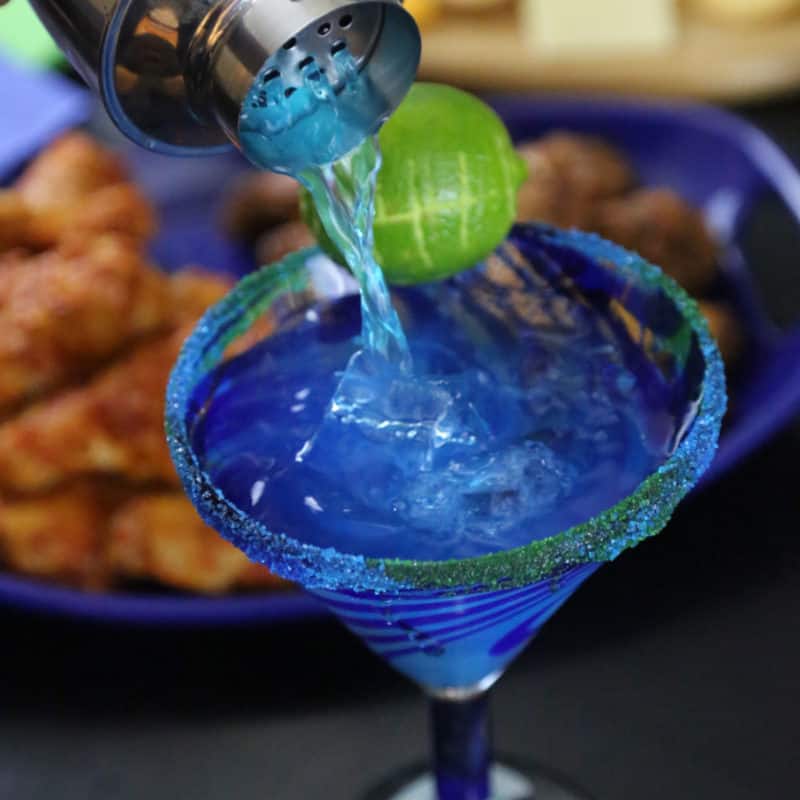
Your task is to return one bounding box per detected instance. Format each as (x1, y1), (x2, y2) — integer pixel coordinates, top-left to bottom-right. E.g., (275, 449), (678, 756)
(263, 69), (280, 84)
(318, 22), (332, 36)
(331, 40), (347, 55)
(298, 56), (315, 70)
(339, 14), (353, 28)
(284, 87), (297, 98)
(283, 37), (297, 50)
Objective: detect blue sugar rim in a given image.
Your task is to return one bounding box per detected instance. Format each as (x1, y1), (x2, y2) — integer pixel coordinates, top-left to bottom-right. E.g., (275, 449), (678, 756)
(166, 224), (727, 594)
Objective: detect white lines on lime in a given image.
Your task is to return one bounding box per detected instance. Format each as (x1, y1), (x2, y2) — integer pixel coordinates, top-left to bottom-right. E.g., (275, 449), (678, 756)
(378, 188), (508, 226)
(458, 152), (470, 251)
(407, 160), (433, 269)
(377, 198), (482, 225)
(375, 192), (387, 220)
(495, 135), (515, 219)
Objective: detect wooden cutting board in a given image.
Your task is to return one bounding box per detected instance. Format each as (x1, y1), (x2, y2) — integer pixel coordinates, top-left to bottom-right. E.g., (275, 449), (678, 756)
(418, 12), (800, 103)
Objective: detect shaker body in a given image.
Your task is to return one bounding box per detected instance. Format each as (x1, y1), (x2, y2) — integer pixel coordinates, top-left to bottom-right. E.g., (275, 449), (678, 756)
(26, 0), (421, 163)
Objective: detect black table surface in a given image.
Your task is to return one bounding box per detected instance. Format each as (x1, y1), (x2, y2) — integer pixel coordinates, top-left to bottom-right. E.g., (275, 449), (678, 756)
(2, 98), (800, 800)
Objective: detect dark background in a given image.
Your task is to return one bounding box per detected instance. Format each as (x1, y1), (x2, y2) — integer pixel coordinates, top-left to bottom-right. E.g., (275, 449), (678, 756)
(1, 98), (800, 799)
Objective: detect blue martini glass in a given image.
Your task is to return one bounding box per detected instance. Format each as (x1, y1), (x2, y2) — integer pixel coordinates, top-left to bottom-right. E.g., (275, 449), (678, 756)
(167, 224), (726, 800)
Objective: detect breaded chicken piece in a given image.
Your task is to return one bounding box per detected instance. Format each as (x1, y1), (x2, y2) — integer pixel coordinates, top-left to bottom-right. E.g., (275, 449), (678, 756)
(0, 249), (29, 272)
(167, 267), (277, 355)
(0, 191), (34, 254)
(592, 188), (719, 295)
(168, 268), (233, 325)
(15, 132), (127, 205)
(222, 171), (301, 243)
(0, 235), (172, 413)
(0, 328), (189, 492)
(108, 494), (287, 593)
(23, 183), (157, 248)
(0, 267), (258, 490)
(10, 132), (156, 248)
(255, 220), (315, 266)
(167, 267), (278, 356)
(0, 482), (116, 588)
(516, 133), (635, 228)
(699, 300), (744, 364)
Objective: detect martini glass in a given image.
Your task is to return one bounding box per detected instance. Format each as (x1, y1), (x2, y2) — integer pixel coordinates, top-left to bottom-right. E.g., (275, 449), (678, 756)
(166, 223), (726, 800)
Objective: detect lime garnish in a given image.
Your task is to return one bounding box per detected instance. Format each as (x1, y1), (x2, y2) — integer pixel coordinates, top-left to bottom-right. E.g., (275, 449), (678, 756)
(302, 82), (528, 284)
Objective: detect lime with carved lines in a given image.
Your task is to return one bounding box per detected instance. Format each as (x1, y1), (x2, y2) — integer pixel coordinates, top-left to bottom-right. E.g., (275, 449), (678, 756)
(301, 82), (528, 285)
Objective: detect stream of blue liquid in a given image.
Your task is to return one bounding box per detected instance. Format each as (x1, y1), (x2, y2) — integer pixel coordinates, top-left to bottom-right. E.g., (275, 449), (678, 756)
(240, 48), (410, 366)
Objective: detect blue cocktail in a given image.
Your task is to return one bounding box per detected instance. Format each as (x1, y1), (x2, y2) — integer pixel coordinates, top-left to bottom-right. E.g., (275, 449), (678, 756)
(167, 225), (725, 799)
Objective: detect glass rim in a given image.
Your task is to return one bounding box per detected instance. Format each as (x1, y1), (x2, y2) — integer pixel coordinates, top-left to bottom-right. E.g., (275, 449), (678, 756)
(166, 224), (727, 594)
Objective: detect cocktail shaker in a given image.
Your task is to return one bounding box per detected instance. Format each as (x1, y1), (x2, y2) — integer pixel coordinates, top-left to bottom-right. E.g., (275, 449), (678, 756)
(26, 0), (421, 161)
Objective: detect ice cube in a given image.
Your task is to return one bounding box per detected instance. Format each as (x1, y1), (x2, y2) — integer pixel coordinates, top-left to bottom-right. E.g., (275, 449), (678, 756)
(392, 440), (575, 543)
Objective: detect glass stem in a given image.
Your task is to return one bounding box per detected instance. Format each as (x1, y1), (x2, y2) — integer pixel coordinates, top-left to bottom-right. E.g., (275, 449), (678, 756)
(430, 691), (492, 800)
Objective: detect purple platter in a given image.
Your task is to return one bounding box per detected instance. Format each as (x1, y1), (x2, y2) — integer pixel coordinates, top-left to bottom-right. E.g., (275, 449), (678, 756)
(1, 60), (799, 624)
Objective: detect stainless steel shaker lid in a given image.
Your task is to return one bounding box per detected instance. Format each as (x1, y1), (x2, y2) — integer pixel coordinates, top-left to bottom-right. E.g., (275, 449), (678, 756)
(100, 0), (421, 157)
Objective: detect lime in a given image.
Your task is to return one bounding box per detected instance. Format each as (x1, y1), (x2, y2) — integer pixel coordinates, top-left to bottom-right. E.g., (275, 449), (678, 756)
(302, 83), (528, 285)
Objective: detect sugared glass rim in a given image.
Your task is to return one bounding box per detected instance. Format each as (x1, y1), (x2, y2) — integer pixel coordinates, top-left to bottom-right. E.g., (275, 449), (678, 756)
(166, 224), (727, 594)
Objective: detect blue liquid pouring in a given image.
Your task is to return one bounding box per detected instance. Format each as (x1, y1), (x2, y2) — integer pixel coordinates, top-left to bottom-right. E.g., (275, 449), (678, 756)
(241, 46), (409, 366)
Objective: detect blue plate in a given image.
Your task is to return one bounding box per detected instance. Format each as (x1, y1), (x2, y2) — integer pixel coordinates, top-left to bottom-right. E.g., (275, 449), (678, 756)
(1, 78), (799, 624)
(0, 55), (91, 181)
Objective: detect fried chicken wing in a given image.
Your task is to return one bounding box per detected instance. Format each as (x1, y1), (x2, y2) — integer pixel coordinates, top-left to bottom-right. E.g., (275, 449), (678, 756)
(9, 132), (157, 248)
(0, 482), (115, 588)
(167, 267), (278, 356)
(516, 133), (635, 228)
(108, 494), (287, 593)
(255, 220), (315, 265)
(222, 171), (301, 243)
(0, 133), (294, 597)
(0, 191), (34, 254)
(699, 300), (744, 364)
(166, 267), (276, 355)
(15, 133), (127, 206)
(0, 328), (188, 492)
(592, 188), (719, 295)
(0, 235), (172, 413)
(168, 268), (233, 325)
(23, 183), (158, 248)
